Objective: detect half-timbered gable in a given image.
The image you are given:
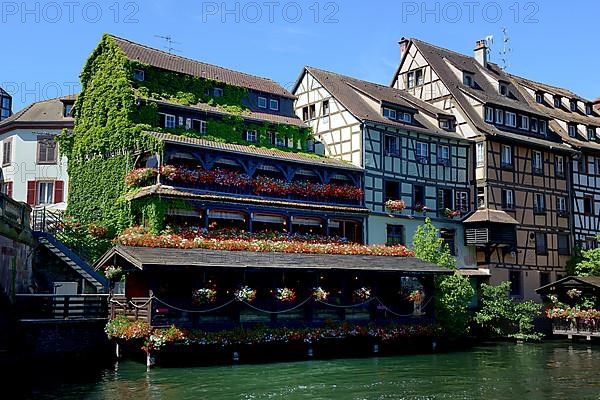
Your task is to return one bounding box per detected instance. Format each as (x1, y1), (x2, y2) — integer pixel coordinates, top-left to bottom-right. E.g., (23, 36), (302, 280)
(511, 76), (600, 250)
(392, 38), (574, 299)
(293, 67), (475, 268)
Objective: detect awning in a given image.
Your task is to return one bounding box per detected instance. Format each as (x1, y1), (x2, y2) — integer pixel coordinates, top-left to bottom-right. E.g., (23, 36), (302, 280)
(208, 210), (246, 221)
(166, 209), (201, 217)
(252, 213), (286, 224)
(292, 216), (322, 226)
(463, 209), (519, 225)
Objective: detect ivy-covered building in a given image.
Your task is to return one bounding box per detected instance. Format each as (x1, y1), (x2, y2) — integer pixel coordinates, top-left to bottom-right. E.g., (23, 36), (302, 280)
(62, 34), (367, 240)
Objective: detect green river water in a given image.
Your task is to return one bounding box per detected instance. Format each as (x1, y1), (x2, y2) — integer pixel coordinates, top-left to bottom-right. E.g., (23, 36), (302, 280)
(27, 342), (599, 399)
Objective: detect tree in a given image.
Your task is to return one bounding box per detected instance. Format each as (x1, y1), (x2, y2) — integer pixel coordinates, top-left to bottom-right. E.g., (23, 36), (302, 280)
(575, 247), (600, 276)
(474, 282), (542, 341)
(412, 218), (474, 337)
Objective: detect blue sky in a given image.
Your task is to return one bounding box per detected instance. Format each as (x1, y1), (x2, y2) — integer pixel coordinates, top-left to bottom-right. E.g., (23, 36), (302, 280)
(2, 0), (598, 111)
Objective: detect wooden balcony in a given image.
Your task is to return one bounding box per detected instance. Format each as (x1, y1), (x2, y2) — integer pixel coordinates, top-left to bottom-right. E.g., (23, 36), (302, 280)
(552, 319), (600, 340)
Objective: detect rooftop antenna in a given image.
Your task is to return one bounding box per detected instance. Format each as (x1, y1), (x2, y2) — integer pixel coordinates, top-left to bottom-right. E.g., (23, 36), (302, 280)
(499, 28), (511, 71)
(154, 35), (181, 54)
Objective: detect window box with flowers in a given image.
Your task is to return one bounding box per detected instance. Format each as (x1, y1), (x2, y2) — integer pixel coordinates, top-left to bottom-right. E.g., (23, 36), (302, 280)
(441, 208), (462, 219)
(385, 199), (406, 213)
(413, 204), (428, 214)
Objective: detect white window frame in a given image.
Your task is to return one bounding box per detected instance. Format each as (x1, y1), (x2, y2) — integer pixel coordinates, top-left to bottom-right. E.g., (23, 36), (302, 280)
(587, 127), (596, 141)
(415, 69), (424, 86)
(384, 135), (399, 156)
(416, 142), (428, 158)
(505, 112), (516, 127)
(133, 69), (145, 81)
(245, 130), (257, 142)
(520, 115), (529, 130)
(275, 134), (286, 147)
(503, 189), (514, 209)
(501, 145), (512, 166)
(533, 150), (543, 172)
(535, 93), (543, 104)
(401, 112), (412, 123)
(257, 96), (267, 109)
(407, 71), (415, 89)
(476, 142), (485, 167)
(485, 107), (494, 122)
(568, 124), (577, 138)
(269, 99), (279, 111)
(164, 114), (176, 129)
(439, 145), (450, 161)
(383, 108), (397, 120)
(37, 181), (54, 205)
(557, 197), (567, 213)
(2, 139), (13, 166)
(539, 120), (547, 135)
(531, 118), (538, 133)
(534, 193), (545, 212)
(495, 109), (504, 125)
(455, 191), (469, 212)
(556, 155), (564, 176)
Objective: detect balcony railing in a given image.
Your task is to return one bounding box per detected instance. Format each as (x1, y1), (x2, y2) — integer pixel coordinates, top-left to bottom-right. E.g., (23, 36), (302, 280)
(15, 294), (109, 320)
(552, 319), (600, 338)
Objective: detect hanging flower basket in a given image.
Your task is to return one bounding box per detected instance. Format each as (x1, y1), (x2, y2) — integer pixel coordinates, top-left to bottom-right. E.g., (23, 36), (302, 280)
(104, 266), (123, 281)
(353, 287), (371, 302)
(567, 289), (582, 299)
(408, 289), (422, 303)
(192, 288), (217, 305)
(234, 286), (257, 302)
(312, 287), (329, 301)
(276, 287), (297, 302)
(385, 199), (406, 213)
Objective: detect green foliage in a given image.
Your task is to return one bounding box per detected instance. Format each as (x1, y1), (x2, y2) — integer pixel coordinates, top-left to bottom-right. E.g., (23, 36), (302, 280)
(566, 242), (584, 276)
(57, 220), (113, 264)
(474, 282), (542, 341)
(412, 218), (473, 337)
(132, 198), (192, 234)
(574, 247), (600, 276)
(412, 218), (455, 269)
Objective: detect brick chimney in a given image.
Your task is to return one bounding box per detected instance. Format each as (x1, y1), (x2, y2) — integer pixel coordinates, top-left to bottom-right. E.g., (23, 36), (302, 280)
(474, 39), (487, 67)
(594, 97), (600, 111)
(399, 37), (409, 60)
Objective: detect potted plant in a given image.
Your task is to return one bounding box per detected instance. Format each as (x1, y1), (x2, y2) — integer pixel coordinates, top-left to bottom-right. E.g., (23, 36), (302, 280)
(312, 287), (329, 301)
(234, 286), (257, 302)
(385, 199), (406, 213)
(276, 287), (297, 302)
(192, 287), (217, 305)
(413, 203), (428, 214)
(441, 208), (462, 218)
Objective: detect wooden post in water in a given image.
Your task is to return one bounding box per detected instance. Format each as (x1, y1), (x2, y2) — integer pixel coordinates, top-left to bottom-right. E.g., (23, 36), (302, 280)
(146, 352), (155, 369)
(115, 342), (122, 359)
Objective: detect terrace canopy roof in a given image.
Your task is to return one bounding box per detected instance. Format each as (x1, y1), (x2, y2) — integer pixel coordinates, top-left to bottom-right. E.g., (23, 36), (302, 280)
(96, 245), (453, 276)
(536, 276), (600, 295)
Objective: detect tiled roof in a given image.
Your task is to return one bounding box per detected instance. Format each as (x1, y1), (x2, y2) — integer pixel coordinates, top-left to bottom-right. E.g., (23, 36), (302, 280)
(0, 96), (75, 132)
(463, 208), (519, 225)
(130, 184), (369, 213)
(146, 131), (363, 170)
(401, 39), (574, 151)
(109, 35), (295, 99)
(96, 245), (452, 274)
(302, 67), (463, 140)
(149, 98), (305, 127)
(536, 275), (600, 293)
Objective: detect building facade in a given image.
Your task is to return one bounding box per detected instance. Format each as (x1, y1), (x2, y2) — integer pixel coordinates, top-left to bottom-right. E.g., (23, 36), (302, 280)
(0, 96), (74, 209)
(293, 67), (477, 269)
(0, 87), (11, 121)
(392, 38), (574, 299)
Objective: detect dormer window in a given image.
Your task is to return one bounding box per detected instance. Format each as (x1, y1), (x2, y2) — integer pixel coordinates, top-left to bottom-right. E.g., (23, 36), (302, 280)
(499, 82), (509, 96)
(554, 96), (562, 108)
(440, 119), (450, 129)
(63, 103), (73, 117)
(505, 112), (516, 127)
(570, 99), (578, 112)
(383, 107), (397, 120)
(269, 99), (279, 111)
(539, 120), (547, 135)
(485, 107), (494, 122)
(531, 118), (538, 133)
(588, 127), (596, 141)
(495, 109), (504, 125)
(463, 72), (474, 87)
(520, 115), (529, 131)
(400, 112), (412, 123)
(133, 69), (145, 81)
(535, 92), (544, 104)
(586, 103), (593, 115)
(568, 124), (577, 138)
(258, 96), (267, 109)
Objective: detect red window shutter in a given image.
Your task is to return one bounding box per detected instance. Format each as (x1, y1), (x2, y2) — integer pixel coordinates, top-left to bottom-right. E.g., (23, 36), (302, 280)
(6, 182), (12, 198)
(54, 181), (64, 204)
(27, 181), (37, 205)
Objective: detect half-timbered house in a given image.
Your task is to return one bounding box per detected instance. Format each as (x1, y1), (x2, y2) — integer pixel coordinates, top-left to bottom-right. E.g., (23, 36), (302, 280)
(391, 38), (575, 299)
(292, 67), (476, 269)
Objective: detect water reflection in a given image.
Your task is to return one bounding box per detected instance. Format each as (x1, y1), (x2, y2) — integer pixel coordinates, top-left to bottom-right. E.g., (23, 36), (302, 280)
(27, 342), (600, 400)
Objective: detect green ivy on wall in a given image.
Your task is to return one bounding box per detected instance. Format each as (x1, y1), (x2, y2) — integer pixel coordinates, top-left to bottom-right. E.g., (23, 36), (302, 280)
(132, 197), (193, 234)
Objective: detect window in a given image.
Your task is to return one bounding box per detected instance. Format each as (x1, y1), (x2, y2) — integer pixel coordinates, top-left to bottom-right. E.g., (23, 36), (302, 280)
(520, 115), (530, 130)
(438, 145), (450, 165)
(413, 185), (425, 207)
(557, 197), (567, 215)
(192, 119), (207, 134)
(501, 145), (513, 168)
(532, 151), (543, 174)
(586, 103), (593, 115)
(309, 104), (316, 119)
(505, 112), (516, 127)
(570, 100), (578, 112)
(558, 234), (570, 255)
(415, 142), (428, 163)
(587, 127), (596, 141)
(213, 87), (223, 97)
(499, 82), (508, 96)
(302, 106), (309, 121)
(306, 139), (315, 152)
(509, 271), (523, 297)
(539, 272), (551, 287)
(534, 193), (546, 213)
(440, 119), (451, 129)
(555, 155), (565, 177)
(539, 120), (547, 135)
(463, 72), (474, 87)
(383, 107), (397, 120)
(415, 69), (424, 86)
(531, 118), (538, 133)
(441, 229), (456, 256)
(384, 181), (400, 201)
(568, 124), (577, 138)
(269, 99), (279, 111)
(485, 107), (494, 122)
(275, 134), (286, 147)
(63, 103), (73, 117)
(476, 142), (485, 167)
(37, 136), (57, 164)
(535, 233), (548, 255)
(584, 195), (594, 215)
(258, 96), (267, 109)
(0, 109), (8, 119)
(400, 112), (412, 123)
(133, 69), (145, 81)
(386, 225), (405, 246)
(502, 189), (514, 209)
(495, 109), (504, 125)
(322, 100), (330, 116)
(161, 114), (176, 129)
(1, 97), (9, 109)
(455, 191), (469, 212)
(585, 237), (598, 250)
(438, 188), (453, 210)
(535, 92), (544, 104)
(554, 96), (562, 108)
(477, 187), (485, 208)
(245, 130), (257, 142)
(37, 181), (54, 205)
(384, 135), (399, 156)
(580, 155), (588, 174)
(2, 139), (12, 166)
(407, 71), (415, 89)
